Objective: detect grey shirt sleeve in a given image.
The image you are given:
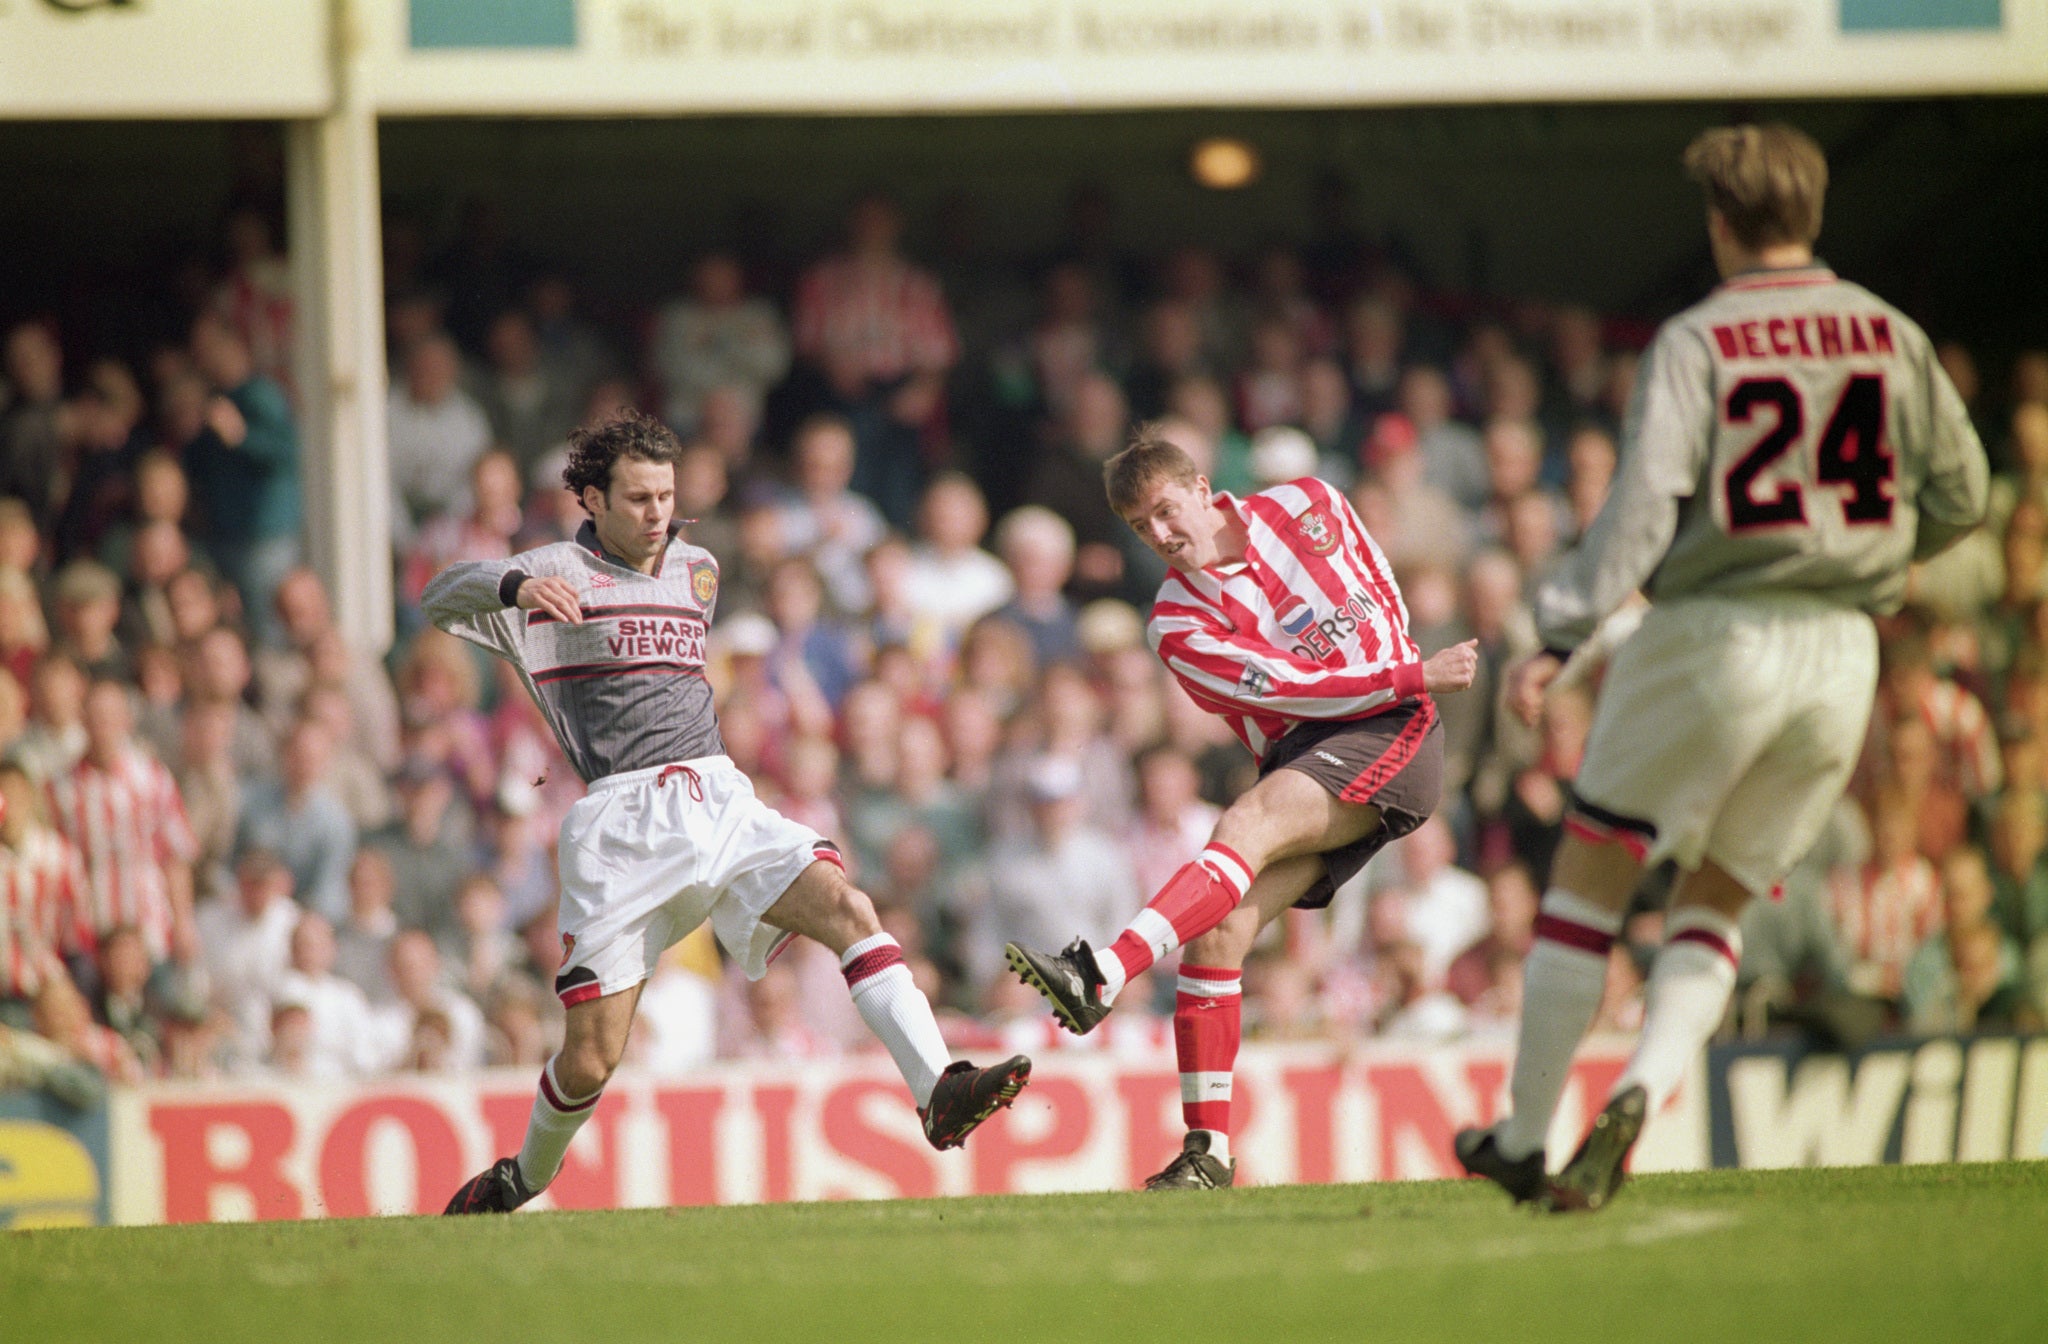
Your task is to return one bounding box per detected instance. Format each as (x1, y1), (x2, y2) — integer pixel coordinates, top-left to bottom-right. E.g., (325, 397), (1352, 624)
(419, 555), (530, 658)
(1911, 351), (1991, 562)
(1535, 324), (1715, 652)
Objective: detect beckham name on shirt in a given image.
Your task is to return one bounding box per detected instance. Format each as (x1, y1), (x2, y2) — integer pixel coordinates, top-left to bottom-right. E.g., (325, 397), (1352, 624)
(1709, 313), (1895, 362)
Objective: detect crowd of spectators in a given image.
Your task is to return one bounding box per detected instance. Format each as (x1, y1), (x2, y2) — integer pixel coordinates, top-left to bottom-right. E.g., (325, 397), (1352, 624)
(3, 188), (2046, 1100)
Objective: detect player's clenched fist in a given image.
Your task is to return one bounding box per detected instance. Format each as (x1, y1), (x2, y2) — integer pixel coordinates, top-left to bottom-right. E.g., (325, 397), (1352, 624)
(515, 575), (584, 624)
(1422, 638), (1480, 694)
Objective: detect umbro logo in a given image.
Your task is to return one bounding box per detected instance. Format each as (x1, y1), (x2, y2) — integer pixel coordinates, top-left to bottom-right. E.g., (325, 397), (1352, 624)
(590, 573), (615, 588)
(1314, 750), (1345, 767)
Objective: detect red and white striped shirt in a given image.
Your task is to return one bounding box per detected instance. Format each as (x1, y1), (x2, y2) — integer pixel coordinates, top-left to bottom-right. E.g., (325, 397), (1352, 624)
(46, 748), (199, 961)
(0, 828), (93, 998)
(792, 255), (960, 384)
(1148, 477), (1425, 760)
(1829, 855), (1943, 999)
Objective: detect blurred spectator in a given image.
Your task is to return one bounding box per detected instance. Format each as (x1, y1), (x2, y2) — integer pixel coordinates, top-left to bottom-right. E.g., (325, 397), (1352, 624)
(1397, 365), (1487, 511)
(1298, 357), (1363, 485)
(0, 321), (69, 522)
(370, 929), (485, 1071)
(0, 567), (48, 692)
(0, 758), (93, 1013)
(991, 506), (1081, 668)
(1378, 817), (1489, 989)
(1125, 299), (1209, 423)
(402, 448), (524, 609)
(773, 413), (886, 616)
(444, 873), (520, 1005)
(365, 759), (472, 942)
(172, 699), (241, 905)
(764, 556), (861, 712)
(1447, 861), (1540, 1008)
(235, 717), (357, 923)
(274, 912), (376, 1078)
(649, 251), (791, 436)
(252, 567), (403, 773)
(955, 755), (1137, 993)
(50, 560), (129, 683)
(632, 936), (719, 1072)
(209, 207), (295, 394)
(1125, 743), (1220, 900)
(1904, 858), (2030, 1035)
(905, 473), (1013, 649)
(195, 848), (297, 1069)
(387, 333), (492, 534)
(186, 312), (303, 646)
(334, 847), (399, 1001)
(791, 193), (960, 526)
(473, 309), (581, 474)
(19, 656), (88, 787)
(719, 959), (835, 1061)
(1829, 788), (1942, 1002)
(47, 680), (198, 964)
(1343, 296), (1406, 422)
(89, 924), (173, 1074)
(1987, 789), (2048, 946)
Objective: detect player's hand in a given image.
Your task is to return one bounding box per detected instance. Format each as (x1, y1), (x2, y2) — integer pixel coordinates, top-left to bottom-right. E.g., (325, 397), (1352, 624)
(1505, 651), (1565, 726)
(515, 575), (583, 624)
(1421, 639), (1479, 694)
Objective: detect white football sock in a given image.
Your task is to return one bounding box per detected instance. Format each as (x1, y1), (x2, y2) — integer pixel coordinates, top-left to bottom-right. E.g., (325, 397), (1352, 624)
(842, 933), (949, 1107)
(1615, 905), (1742, 1111)
(1496, 890), (1623, 1160)
(517, 1057), (600, 1192)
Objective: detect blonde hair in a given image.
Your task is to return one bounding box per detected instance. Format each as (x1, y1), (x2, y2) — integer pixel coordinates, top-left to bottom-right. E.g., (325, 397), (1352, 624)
(1682, 123), (1828, 250)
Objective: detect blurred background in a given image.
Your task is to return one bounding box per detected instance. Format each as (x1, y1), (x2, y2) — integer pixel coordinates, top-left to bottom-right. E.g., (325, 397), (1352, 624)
(2, 0), (2046, 1221)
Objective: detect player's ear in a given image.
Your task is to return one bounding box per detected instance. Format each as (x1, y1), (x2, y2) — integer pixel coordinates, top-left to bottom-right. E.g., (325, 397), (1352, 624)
(581, 483), (606, 516)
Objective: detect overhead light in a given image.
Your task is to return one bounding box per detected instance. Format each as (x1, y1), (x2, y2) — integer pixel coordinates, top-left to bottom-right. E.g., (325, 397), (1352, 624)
(1190, 137), (1260, 191)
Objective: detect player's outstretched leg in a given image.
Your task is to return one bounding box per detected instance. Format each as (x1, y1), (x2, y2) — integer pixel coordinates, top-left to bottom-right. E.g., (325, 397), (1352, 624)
(1007, 842), (1252, 1034)
(776, 861), (1031, 1150)
(446, 993), (633, 1214)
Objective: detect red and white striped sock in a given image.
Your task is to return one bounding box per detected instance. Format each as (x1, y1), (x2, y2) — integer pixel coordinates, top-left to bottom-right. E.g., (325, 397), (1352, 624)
(1095, 844), (1254, 1005)
(516, 1056), (601, 1192)
(1175, 963), (1242, 1165)
(841, 932), (949, 1107)
(1615, 905), (1742, 1111)
(1496, 890), (1623, 1160)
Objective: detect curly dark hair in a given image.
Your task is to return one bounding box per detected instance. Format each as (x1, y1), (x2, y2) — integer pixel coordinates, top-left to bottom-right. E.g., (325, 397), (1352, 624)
(562, 407), (684, 510)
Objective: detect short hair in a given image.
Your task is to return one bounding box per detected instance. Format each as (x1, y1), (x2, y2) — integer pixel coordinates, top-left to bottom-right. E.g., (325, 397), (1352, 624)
(53, 559), (120, 607)
(562, 407), (684, 509)
(1103, 427), (1201, 516)
(1682, 123), (1828, 250)
(992, 505), (1075, 563)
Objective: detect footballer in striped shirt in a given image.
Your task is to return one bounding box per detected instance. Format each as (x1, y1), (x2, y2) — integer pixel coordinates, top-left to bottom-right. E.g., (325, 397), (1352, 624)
(1007, 431), (1478, 1189)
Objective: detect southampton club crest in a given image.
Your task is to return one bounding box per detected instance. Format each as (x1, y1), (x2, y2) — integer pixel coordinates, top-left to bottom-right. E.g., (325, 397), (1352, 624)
(1293, 507), (1339, 556)
(689, 560), (718, 609)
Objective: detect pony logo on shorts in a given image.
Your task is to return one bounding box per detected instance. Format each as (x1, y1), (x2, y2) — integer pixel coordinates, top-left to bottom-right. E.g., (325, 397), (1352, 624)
(689, 560), (718, 608)
(1293, 508), (1339, 557)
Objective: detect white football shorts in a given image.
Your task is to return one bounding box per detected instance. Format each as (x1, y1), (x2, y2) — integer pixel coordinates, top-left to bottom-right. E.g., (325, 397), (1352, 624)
(1571, 592), (1877, 898)
(551, 755), (840, 1007)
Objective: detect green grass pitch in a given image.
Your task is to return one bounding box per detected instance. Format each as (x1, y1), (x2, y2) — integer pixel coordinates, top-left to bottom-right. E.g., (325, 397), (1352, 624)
(6, 1163), (2046, 1343)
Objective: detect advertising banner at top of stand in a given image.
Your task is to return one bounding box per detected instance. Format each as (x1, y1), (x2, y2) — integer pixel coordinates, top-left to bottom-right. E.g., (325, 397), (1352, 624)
(366, 0), (2048, 116)
(0, 0), (330, 118)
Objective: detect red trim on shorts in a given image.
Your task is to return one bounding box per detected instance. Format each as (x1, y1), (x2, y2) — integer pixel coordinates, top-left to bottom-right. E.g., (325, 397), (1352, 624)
(1337, 698), (1437, 805)
(558, 980), (605, 1009)
(539, 1068), (600, 1114)
(765, 929), (799, 967)
(1533, 912), (1616, 958)
(1671, 927), (1740, 970)
(811, 842), (845, 871)
(1564, 814), (1652, 864)
(842, 945), (906, 986)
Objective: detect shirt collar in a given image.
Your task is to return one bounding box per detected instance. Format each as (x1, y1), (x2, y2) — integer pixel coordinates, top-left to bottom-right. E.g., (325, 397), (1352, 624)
(1717, 259), (1837, 292)
(575, 519), (683, 574)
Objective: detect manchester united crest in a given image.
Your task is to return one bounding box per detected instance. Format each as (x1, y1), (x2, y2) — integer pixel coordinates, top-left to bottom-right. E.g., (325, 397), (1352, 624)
(689, 560), (718, 608)
(1294, 508), (1339, 556)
